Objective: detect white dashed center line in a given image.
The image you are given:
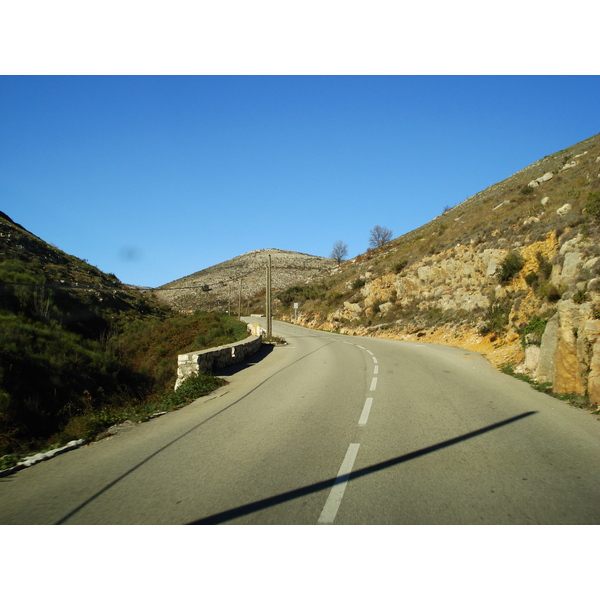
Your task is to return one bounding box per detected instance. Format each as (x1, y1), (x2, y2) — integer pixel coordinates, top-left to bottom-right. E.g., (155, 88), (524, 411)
(358, 398), (373, 426)
(317, 443), (360, 524)
(316, 342), (382, 524)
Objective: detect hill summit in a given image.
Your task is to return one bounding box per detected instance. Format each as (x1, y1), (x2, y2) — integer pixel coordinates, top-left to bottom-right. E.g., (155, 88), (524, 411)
(155, 249), (337, 313)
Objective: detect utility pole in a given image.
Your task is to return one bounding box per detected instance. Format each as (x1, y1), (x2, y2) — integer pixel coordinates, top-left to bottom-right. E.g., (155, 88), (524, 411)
(266, 254), (272, 338)
(238, 277), (242, 319)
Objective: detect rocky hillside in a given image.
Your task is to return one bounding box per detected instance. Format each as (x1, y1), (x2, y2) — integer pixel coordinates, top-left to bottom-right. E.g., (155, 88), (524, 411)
(155, 249), (337, 313)
(0, 211), (163, 336)
(275, 132), (600, 408)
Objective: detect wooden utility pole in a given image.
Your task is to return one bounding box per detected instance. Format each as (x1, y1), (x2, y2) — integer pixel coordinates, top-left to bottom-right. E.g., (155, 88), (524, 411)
(266, 254), (272, 338)
(238, 277), (242, 318)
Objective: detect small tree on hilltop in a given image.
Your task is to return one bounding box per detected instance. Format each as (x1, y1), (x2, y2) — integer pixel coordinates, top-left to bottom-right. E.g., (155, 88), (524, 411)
(369, 225), (393, 249)
(330, 240), (348, 265)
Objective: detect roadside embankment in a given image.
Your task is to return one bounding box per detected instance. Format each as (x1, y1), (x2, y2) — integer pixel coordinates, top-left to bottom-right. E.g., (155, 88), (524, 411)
(175, 334), (263, 389)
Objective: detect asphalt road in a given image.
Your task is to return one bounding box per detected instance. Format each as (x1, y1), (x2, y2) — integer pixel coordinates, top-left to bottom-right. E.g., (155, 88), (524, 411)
(1, 318), (599, 524)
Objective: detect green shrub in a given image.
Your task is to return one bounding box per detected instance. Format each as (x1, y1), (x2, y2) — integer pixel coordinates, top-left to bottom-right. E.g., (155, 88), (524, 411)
(479, 296), (512, 335)
(113, 311), (247, 393)
(277, 284), (327, 306)
(536, 252), (553, 280)
(525, 272), (539, 287)
(326, 292), (344, 305)
(0, 309), (246, 456)
(538, 281), (562, 302)
(392, 260), (408, 274)
(586, 191), (600, 222)
(518, 315), (548, 347)
(352, 278), (366, 290)
(498, 252), (525, 284)
(163, 373), (225, 408)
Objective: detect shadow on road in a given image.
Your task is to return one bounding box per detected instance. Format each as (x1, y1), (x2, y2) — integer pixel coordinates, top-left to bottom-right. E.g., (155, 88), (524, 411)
(216, 343), (274, 377)
(53, 341), (338, 524)
(188, 411), (537, 524)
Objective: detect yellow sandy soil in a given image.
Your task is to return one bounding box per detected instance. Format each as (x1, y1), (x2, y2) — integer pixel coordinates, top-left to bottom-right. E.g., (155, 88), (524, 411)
(377, 325), (524, 369)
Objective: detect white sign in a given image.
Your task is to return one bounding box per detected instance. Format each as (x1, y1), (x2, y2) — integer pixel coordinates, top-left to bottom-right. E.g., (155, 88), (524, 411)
(294, 303), (299, 309)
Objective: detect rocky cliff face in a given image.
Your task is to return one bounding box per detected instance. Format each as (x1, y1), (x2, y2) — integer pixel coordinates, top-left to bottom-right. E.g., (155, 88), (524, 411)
(282, 133), (600, 409)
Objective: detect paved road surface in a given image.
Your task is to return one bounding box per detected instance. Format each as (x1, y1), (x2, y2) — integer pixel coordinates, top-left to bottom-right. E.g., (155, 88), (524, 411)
(1, 318), (599, 524)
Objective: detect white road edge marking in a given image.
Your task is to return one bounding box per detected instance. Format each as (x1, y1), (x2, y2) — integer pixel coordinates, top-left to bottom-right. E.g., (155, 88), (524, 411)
(372, 356), (378, 364)
(366, 349), (373, 356)
(370, 377), (378, 391)
(358, 398), (373, 426)
(357, 345), (365, 349)
(318, 443), (360, 524)
(374, 365), (379, 375)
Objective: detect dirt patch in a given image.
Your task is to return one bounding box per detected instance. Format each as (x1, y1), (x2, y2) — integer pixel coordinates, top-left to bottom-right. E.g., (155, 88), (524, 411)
(391, 325), (524, 369)
(339, 322), (524, 370)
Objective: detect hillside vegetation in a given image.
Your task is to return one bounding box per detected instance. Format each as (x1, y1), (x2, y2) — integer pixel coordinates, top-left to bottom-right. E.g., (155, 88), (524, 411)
(274, 132), (600, 413)
(0, 213), (247, 464)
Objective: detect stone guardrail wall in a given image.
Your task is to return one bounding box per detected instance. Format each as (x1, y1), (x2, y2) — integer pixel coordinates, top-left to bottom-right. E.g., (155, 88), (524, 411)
(175, 334), (263, 390)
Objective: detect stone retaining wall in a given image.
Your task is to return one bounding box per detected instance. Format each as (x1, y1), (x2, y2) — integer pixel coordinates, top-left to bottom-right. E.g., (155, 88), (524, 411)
(175, 334), (263, 389)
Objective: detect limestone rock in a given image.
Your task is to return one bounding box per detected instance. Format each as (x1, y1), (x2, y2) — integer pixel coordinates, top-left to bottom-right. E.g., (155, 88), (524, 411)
(559, 233), (582, 255)
(378, 302), (394, 315)
(528, 172), (553, 187)
(522, 345), (541, 374)
(588, 278), (600, 292)
(584, 257), (600, 271)
(588, 338), (600, 405)
(560, 252), (582, 286)
(557, 203), (572, 217)
(551, 301), (589, 396)
(561, 161), (578, 171)
(343, 301), (363, 317)
(536, 313), (559, 383)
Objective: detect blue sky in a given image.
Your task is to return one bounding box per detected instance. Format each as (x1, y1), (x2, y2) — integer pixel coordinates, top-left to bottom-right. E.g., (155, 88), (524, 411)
(2, 75), (599, 287)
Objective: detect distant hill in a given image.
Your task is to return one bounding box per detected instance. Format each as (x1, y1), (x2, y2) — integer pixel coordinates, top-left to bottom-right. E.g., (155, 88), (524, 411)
(155, 249), (337, 313)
